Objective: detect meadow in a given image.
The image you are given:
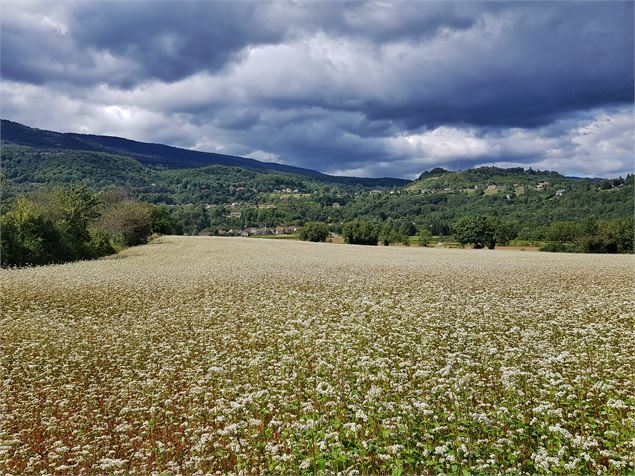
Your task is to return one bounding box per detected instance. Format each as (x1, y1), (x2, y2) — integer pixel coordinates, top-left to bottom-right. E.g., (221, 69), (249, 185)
(1, 236), (634, 474)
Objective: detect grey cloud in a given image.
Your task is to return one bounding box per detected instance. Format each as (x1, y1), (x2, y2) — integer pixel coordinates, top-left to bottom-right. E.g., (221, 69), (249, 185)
(2, 1), (484, 86)
(1, 1), (633, 178)
(3, 2), (632, 128)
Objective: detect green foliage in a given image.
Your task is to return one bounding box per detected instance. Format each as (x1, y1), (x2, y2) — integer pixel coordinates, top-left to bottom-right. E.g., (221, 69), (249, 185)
(0, 186), (109, 265)
(539, 242), (581, 253)
(170, 204), (209, 235)
(417, 228), (433, 247)
(98, 201), (154, 246)
(453, 215), (496, 249)
(299, 222), (330, 242)
(46, 187), (102, 256)
(88, 229), (116, 257)
(342, 220), (380, 245)
(541, 218), (634, 254)
(4, 142), (634, 239)
(492, 219), (518, 246)
(1, 198), (62, 266)
(151, 205), (180, 235)
(547, 221), (580, 243)
(2, 132), (633, 255)
(587, 219), (634, 253)
(1, 187), (158, 267)
(399, 220), (417, 236)
(452, 216), (519, 249)
(379, 220), (409, 246)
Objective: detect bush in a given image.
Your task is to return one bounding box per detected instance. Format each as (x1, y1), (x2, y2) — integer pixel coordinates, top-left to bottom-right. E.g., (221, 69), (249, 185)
(380, 229), (405, 246)
(539, 219), (633, 254)
(579, 219), (634, 253)
(547, 221), (580, 243)
(299, 222), (330, 242)
(97, 201), (154, 246)
(342, 220), (380, 245)
(151, 205), (180, 235)
(453, 215), (496, 249)
(0, 198), (62, 266)
(378, 220), (411, 246)
(88, 229), (116, 257)
(418, 228), (433, 247)
(539, 242), (581, 253)
(493, 219), (518, 246)
(1, 187), (157, 267)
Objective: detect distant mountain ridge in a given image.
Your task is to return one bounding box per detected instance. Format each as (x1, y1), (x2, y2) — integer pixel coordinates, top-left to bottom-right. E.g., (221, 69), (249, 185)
(0, 120), (409, 187)
(2, 119), (632, 236)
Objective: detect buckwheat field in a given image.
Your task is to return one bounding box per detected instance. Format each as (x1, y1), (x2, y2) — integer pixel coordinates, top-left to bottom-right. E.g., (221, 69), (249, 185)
(1, 236), (634, 475)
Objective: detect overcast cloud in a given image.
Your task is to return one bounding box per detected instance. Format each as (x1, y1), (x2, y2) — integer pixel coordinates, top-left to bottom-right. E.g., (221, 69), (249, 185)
(1, 1), (633, 178)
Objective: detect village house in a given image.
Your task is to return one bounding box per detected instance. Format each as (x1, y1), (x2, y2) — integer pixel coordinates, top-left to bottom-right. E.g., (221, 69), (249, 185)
(273, 226), (299, 235)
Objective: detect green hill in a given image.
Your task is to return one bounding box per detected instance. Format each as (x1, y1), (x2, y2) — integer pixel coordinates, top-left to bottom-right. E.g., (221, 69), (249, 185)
(1, 119), (408, 187)
(410, 166), (577, 191)
(1, 121), (632, 237)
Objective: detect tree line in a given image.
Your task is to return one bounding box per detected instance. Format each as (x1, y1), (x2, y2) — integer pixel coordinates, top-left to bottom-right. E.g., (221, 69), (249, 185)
(0, 187), (179, 267)
(2, 186), (632, 267)
(299, 216), (634, 253)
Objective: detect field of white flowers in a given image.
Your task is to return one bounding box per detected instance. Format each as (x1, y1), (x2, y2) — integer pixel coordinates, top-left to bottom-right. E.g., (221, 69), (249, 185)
(1, 236), (634, 475)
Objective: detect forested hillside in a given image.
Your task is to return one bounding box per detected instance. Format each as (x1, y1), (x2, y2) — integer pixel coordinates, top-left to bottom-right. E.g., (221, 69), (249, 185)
(1, 120), (633, 255)
(1, 120), (407, 187)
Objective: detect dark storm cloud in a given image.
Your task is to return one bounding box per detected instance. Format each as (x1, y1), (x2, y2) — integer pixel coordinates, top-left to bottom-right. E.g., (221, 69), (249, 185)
(358, 2), (634, 129)
(69, 3), (284, 84)
(1, 1), (633, 177)
(1, 2), (478, 87)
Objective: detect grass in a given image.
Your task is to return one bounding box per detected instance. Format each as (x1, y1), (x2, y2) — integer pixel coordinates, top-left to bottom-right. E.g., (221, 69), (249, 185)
(1, 236), (634, 474)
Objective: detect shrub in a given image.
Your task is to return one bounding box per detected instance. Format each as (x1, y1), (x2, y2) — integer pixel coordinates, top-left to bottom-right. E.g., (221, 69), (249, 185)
(342, 220), (380, 245)
(379, 220), (410, 246)
(579, 219), (634, 253)
(547, 221), (580, 243)
(151, 205), (180, 235)
(418, 228), (433, 247)
(97, 201), (154, 246)
(299, 222), (330, 242)
(1, 187), (157, 267)
(88, 229), (116, 257)
(453, 215), (496, 249)
(539, 242), (581, 253)
(0, 198), (61, 266)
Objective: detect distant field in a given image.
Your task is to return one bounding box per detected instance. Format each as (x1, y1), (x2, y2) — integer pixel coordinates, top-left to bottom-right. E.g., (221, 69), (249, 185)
(1, 237), (634, 474)
(252, 233), (301, 240)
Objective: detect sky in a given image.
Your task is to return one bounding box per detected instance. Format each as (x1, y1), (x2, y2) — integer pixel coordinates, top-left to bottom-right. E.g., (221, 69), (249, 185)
(1, 1), (633, 179)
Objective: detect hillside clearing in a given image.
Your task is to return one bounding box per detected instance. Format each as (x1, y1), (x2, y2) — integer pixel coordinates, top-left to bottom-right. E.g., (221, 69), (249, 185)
(1, 236), (634, 474)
